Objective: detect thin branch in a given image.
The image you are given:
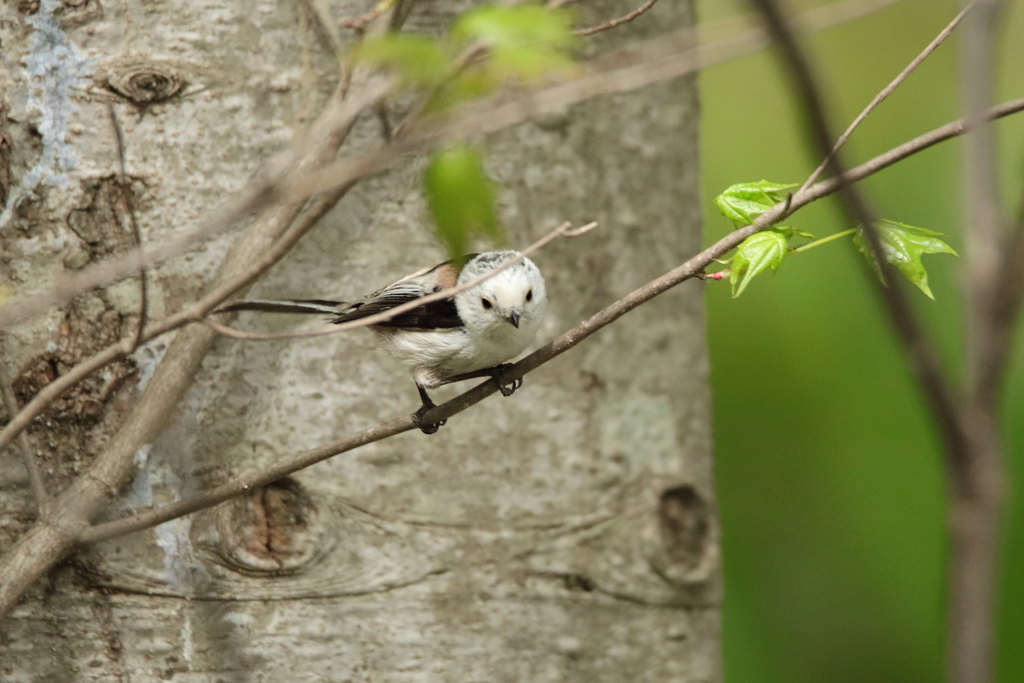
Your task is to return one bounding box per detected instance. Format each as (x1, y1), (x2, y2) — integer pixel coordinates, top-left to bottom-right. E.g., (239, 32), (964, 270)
(3, 94), (1022, 460)
(576, 0), (660, 36)
(295, 0), (341, 55)
(389, 0), (417, 32)
(208, 221), (597, 341)
(962, 0), (1007, 412)
(342, 3), (386, 31)
(0, 358), (48, 516)
(798, 3), (972, 193)
(980, 179), (1024, 404)
(107, 104), (148, 351)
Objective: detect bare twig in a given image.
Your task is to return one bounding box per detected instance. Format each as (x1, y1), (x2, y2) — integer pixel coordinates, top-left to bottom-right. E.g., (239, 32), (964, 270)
(390, 40), (490, 141)
(798, 3), (972, 192)
(389, 0), (416, 32)
(107, 104), (148, 351)
(296, 0), (341, 55)
(0, 359), (48, 516)
(342, 3), (386, 31)
(576, 0), (660, 36)
(980, 182), (1024, 406)
(209, 221), (597, 341)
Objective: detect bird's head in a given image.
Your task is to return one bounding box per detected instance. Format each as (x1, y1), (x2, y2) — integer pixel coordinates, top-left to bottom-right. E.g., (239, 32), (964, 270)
(457, 252), (547, 333)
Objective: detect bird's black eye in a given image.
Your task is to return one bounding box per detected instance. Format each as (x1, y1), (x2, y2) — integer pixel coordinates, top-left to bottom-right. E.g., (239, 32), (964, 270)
(526, 289), (533, 302)
(481, 298), (492, 309)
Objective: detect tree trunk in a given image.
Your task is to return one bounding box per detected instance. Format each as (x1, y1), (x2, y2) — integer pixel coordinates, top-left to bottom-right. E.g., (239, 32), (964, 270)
(0, 0), (718, 680)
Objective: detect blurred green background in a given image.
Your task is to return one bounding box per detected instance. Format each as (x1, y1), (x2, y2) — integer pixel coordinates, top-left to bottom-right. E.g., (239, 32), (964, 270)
(697, 0), (1024, 681)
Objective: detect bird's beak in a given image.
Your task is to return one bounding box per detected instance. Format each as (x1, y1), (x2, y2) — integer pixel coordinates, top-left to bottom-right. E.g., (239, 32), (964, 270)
(505, 310), (520, 328)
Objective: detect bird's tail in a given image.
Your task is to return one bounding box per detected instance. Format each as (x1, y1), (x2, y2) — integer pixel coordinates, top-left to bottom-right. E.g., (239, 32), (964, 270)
(217, 299), (343, 315)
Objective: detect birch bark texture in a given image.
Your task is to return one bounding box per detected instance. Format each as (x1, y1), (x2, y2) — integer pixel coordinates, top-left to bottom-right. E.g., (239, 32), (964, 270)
(0, 0), (717, 680)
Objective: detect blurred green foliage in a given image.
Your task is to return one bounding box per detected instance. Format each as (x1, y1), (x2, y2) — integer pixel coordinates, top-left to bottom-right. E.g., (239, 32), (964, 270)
(424, 144), (505, 261)
(698, 0), (1024, 681)
(356, 2), (578, 113)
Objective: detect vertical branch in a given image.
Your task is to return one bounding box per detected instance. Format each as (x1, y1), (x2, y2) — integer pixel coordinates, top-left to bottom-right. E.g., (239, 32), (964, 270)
(0, 357), (49, 515)
(962, 0), (1006, 398)
(746, 2), (1008, 682)
(955, 1), (1007, 683)
(107, 104), (148, 351)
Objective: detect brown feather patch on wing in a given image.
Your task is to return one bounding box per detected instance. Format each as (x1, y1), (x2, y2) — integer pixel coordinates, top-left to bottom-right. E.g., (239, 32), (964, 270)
(433, 262), (458, 289)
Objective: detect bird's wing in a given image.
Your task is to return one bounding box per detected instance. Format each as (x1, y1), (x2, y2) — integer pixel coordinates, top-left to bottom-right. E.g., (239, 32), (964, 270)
(333, 258), (470, 330)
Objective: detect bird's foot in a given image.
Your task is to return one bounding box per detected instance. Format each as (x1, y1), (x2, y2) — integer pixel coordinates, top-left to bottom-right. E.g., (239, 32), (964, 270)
(490, 364), (523, 397)
(414, 386), (446, 435)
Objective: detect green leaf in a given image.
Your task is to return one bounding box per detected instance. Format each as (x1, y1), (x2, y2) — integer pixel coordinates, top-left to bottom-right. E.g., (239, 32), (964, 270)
(853, 220), (957, 299)
(715, 180), (797, 226)
(453, 5), (577, 50)
(356, 35), (451, 87)
(730, 230), (789, 298)
(424, 145), (506, 261)
(423, 66), (499, 113)
(452, 4), (579, 83)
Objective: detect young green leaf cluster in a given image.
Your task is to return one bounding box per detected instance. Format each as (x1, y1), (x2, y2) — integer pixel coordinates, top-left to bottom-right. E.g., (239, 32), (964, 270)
(713, 180), (957, 298)
(715, 181), (807, 297)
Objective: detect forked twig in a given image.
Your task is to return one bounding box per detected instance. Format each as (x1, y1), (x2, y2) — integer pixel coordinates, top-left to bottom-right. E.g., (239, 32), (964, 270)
(0, 360), (48, 515)
(576, 0), (660, 36)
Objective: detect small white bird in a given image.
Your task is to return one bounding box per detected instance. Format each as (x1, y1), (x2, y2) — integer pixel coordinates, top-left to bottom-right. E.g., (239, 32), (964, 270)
(220, 250), (547, 433)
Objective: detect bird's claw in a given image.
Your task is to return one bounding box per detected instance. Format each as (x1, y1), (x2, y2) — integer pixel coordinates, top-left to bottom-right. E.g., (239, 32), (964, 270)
(413, 388), (446, 435)
(413, 403), (446, 435)
(492, 364), (523, 397)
